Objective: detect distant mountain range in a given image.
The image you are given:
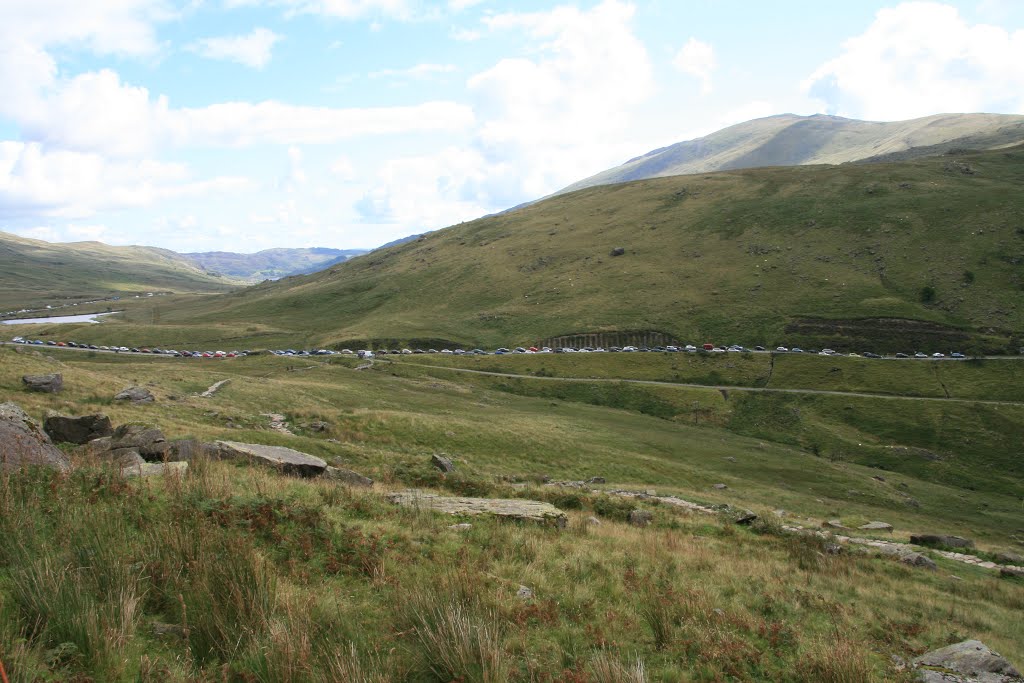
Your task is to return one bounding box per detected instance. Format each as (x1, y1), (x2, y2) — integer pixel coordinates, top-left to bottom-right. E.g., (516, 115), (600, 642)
(556, 112), (1024, 194)
(182, 248), (369, 283)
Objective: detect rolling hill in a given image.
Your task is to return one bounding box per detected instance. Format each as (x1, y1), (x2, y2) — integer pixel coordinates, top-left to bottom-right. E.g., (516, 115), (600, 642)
(182, 247), (368, 283)
(0, 232), (240, 314)
(145, 144), (1024, 353)
(556, 112), (1024, 195)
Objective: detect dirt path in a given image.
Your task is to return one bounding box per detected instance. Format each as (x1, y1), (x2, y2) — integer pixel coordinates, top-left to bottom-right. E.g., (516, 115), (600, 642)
(261, 412), (294, 435)
(198, 379), (230, 397)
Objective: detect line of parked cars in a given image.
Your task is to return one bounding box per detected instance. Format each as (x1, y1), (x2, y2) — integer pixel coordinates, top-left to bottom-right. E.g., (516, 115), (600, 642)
(12, 335), (970, 361)
(10, 337), (249, 358)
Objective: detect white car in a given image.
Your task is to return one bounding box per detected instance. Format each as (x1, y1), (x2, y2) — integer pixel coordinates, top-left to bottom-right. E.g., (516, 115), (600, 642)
(684, 344), (697, 352)
(932, 352), (945, 358)
(776, 346), (788, 352)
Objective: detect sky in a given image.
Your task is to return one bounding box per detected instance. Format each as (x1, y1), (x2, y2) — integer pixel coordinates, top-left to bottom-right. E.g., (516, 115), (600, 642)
(1, 0), (1023, 253)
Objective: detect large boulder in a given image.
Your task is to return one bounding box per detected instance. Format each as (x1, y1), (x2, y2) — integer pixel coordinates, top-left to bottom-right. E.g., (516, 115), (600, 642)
(114, 386), (154, 403)
(914, 639), (1023, 682)
(109, 424), (170, 462)
(167, 439), (215, 462)
(211, 441), (327, 477)
(44, 412), (113, 445)
(324, 466), (373, 487)
(628, 509), (654, 527)
(0, 402), (70, 471)
(22, 373), (62, 393)
(910, 534), (975, 550)
(431, 453), (455, 473)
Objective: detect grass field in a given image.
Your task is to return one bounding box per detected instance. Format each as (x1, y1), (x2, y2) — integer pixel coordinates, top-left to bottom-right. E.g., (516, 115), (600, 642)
(2, 343), (1022, 682)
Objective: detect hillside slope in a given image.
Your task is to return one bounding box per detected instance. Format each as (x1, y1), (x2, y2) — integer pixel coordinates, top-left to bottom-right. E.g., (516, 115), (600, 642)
(557, 113), (1024, 195)
(0, 232), (238, 313)
(152, 145), (1024, 352)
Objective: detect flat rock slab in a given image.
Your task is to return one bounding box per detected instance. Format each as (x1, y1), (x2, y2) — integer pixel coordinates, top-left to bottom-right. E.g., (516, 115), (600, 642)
(859, 521), (893, 531)
(124, 462), (188, 478)
(115, 386), (154, 403)
(22, 373), (62, 393)
(911, 534), (975, 549)
(387, 490), (567, 527)
(212, 441), (327, 477)
(915, 639), (1023, 682)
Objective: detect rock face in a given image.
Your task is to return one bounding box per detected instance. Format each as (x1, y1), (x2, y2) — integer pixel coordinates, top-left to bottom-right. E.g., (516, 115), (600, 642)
(109, 424), (170, 462)
(911, 534), (975, 549)
(167, 439), (211, 462)
(324, 466), (373, 487)
(22, 373), (62, 393)
(859, 521), (893, 532)
(211, 441), (327, 477)
(430, 453), (455, 473)
(914, 639), (1023, 682)
(0, 402), (71, 471)
(387, 490), (567, 527)
(114, 386), (155, 403)
(44, 412), (113, 445)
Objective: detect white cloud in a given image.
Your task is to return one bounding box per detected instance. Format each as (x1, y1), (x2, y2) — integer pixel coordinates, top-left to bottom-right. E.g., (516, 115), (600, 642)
(448, 0), (484, 10)
(0, 141), (249, 218)
(189, 27), (282, 69)
(673, 38), (716, 94)
(804, 2), (1024, 120)
(224, 0), (414, 20)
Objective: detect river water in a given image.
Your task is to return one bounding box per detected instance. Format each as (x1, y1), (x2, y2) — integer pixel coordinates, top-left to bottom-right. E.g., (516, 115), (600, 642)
(1, 312), (119, 325)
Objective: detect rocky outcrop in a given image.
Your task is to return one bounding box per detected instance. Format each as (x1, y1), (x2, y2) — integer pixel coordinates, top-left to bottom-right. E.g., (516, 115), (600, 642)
(324, 466), (373, 487)
(914, 639), (1023, 682)
(387, 490), (567, 527)
(859, 521), (893, 532)
(114, 386), (155, 403)
(210, 441), (327, 477)
(0, 402), (70, 471)
(22, 373), (62, 393)
(628, 509), (653, 527)
(910, 534), (975, 549)
(431, 454), (455, 473)
(123, 462), (188, 478)
(44, 412), (113, 445)
(109, 424), (170, 462)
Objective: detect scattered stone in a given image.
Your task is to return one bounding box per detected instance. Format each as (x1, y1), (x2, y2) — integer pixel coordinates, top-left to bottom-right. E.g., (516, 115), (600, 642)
(872, 475), (886, 482)
(516, 585), (533, 599)
(115, 386), (154, 403)
(628, 509), (654, 527)
(911, 534), (975, 549)
(308, 421), (330, 432)
(0, 402), (71, 471)
(914, 639), (1023, 683)
(449, 523), (473, 531)
(198, 379), (230, 398)
(210, 441), (327, 477)
(644, 489), (656, 496)
(43, 412), (113, 444)
(900, 552), (937, 570)
(724, 456), (736, 463)
(950, 575), (963, 581)
(824, 544), (843, 555)
(859, 521), (893, 532)
(713, 608), (725, 617)
(712, 483), (728, 490)
(609, 247), (625, 257)
(431, 453), (455, 473)
(585, 516), (601, 526)
(735, 511), (758, 525)
(387, 490), (567, 527)
(995, 551), (1024, 565)
(123, 461), (188, 478)
(823, 519), (847, 529)
(587, 476), (606, 484)
(261, 413), (293, 435)
(892, 654), (907, 671)
(323, 466), (373, 487)
(22, 373), (62, 393)
(1001, 567), (1024, 579)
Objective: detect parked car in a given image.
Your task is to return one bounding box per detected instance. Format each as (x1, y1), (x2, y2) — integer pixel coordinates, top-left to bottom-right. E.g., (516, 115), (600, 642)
(895, 352), (909, 358)
(776, 346), (788, 352)
(951, 352), (965, 358)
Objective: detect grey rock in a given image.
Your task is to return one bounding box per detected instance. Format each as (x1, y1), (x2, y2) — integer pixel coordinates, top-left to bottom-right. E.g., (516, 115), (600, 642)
(994, 552), (1024, 565)
(0, 402), (71, 471)
(324, 466), (373, 487)
(628, 509), (653, 527)
(823, 519), (847, 529)
(308, 421), (330, 432)
(211, 441), (327, 477)
(914, 639), (1023, 682)
(43, 412), (113, 445)
(109, 450), (146, 467)
(859, 521), (894, 532)
(431, 453), (455, 473)
(712, 483), (728, 490)
(824, 544), (843, 555)
(911, 534), (975, 549)
(609, 247), (625, 256)
(585, 516), (602, 526)
(167, 439), (213, 462)
(900, 552), (938, 570)
(516, 585), (533, 599)
(110, 424), (170, 462)
(114, 386), (154, 403)
(724, 456), (737, 462)
(587, 476), (606, 484)
(1001, 567), (1024, 579)
(22, 373), (62, 393)
(449, 523), (473, 531)
(387, 490), (567, 527)
(123, 461), (188, 478)
(735, 511), (758, 525)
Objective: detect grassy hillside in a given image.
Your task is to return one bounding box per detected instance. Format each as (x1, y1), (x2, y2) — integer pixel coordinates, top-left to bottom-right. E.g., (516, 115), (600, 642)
(0, 232), (239, 313)
(2, 346), (1022, 681)
(141, 145), (1024, 352)
(558, 112), (1024, 194)
(183, 247), (368, 283)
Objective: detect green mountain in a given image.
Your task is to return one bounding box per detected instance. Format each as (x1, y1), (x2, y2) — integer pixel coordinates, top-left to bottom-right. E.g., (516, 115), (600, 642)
(182, 247), (368, 283)
(155, 144), (1024, 353)
(556, 112), (1024, 195)
(0, 232), (238, 314)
